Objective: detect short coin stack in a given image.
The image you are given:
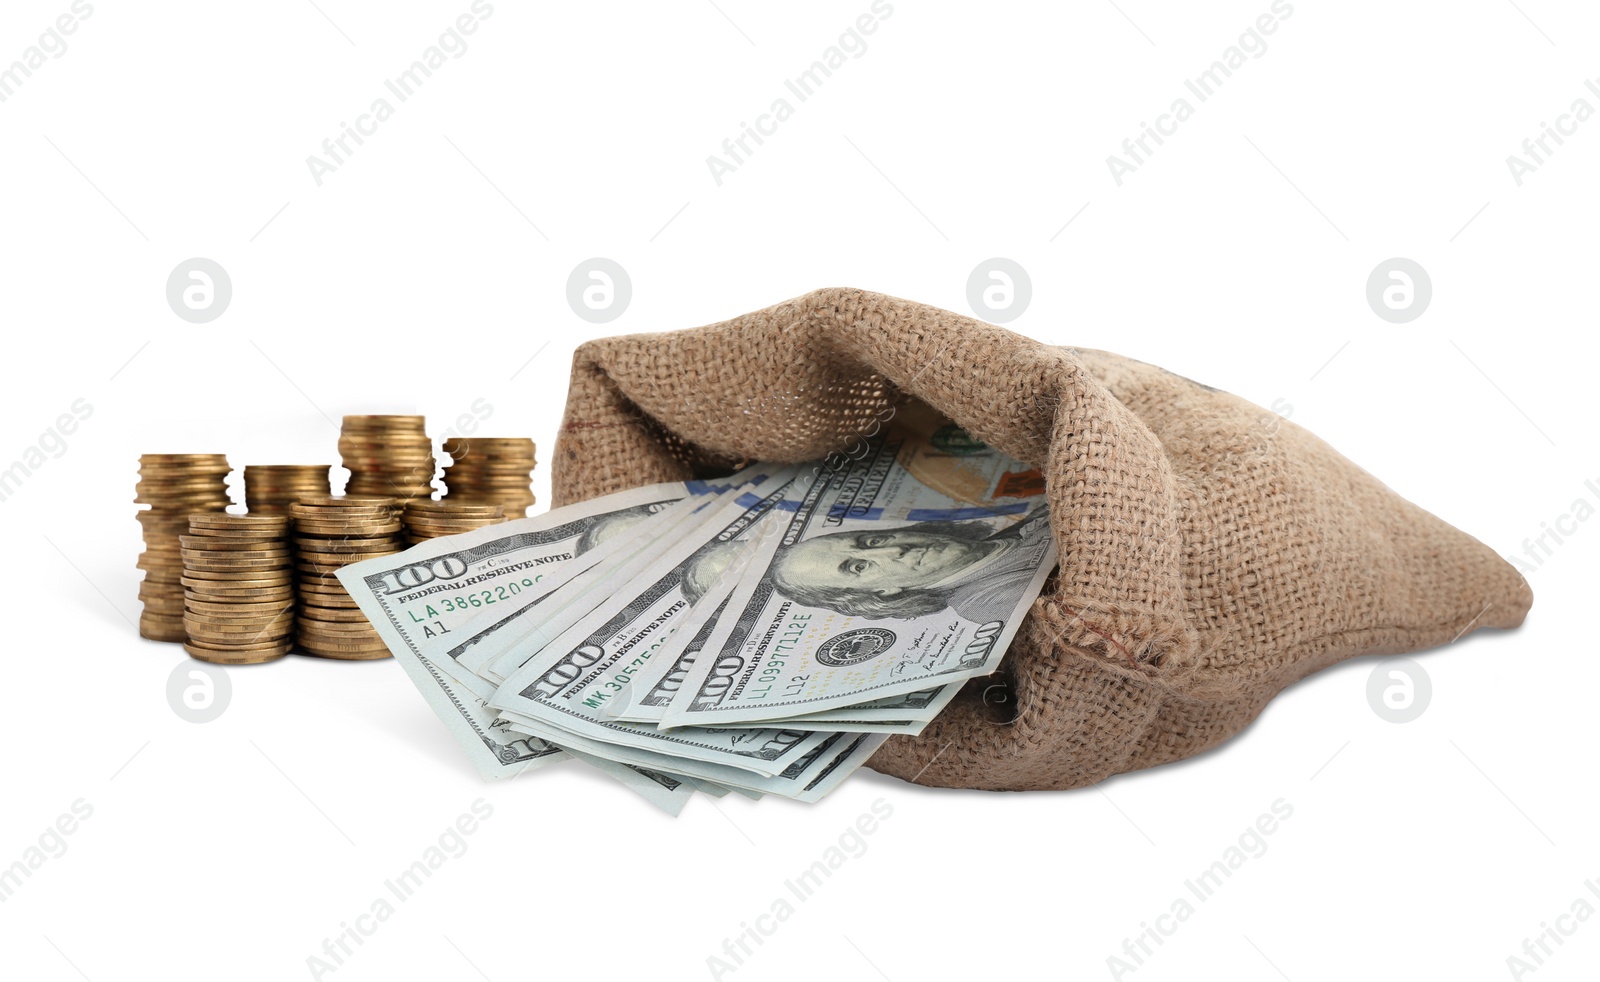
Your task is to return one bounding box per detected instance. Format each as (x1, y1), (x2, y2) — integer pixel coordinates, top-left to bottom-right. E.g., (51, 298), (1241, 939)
(180, 515), (295, 664)
(402, 500), (506, 544)
(290, 496), (404, 660)
(244, 465), (332, 515)
(135, 454), (231, 642)
(339, 415), (435, 502)
(441, 437), (537, 519)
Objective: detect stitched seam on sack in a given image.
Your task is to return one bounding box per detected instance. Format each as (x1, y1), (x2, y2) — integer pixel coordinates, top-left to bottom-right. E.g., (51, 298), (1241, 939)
(1057, 605), (1137, 664)
(561, 419), (640, 432)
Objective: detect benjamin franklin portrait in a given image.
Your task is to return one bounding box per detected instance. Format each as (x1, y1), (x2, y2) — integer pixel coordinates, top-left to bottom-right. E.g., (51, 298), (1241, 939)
(768, 505), (1052, 623)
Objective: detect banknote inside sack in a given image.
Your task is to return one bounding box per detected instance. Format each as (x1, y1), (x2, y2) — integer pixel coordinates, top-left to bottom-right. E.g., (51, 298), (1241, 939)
(337, 406), (1057, 814)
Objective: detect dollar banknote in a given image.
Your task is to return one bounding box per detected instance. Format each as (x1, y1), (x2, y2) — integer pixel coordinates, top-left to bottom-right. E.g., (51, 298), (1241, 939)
(485, 472), (837, 776)
(336, 409), (1056, 809)
(654, 409), (1056, 729)
(500, 717), (887, 802)
(334, 481), (712, 782)
(466, 467), (795, 687)
(737, 683), (965, 734)
(605, 592), (737, 723)
(416, 491), (707, 699)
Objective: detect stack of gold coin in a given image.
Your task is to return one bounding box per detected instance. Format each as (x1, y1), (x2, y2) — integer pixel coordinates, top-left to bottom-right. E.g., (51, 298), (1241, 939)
(441, 437), (537, 519)
(339, 415), (435, 501)
(403, 500), (505, 544)
(290, 496), (403, 660)
(180, 515), (294, 664)
(136, 453), (232, 642)
(244, 465), (332, 514)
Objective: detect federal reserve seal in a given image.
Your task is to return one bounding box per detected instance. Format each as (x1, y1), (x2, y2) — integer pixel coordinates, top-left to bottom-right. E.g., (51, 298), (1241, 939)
(815, 628), (897, 667)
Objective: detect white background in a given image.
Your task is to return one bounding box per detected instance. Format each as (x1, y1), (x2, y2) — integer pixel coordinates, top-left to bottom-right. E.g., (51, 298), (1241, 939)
(1, 1), (1595, 979)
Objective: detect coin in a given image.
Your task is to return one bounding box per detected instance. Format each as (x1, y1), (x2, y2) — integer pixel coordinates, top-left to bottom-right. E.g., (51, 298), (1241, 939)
(187, 589), (295, 604)
(339, 416), (436, 504)
(183, 528), (285, 541)
(243, 464), (332, 515)
(296, 641), (391, 661)
(440, 436), (536, 519)
(187, 514), (291, 532)
(292, 605), (368, 623)
(185, 599), (294, 616)
(136, 454), (235, 642)
(172, 508), (301, 653)
(179, 534), (289, 549)
(139, 612), (188, 643)
(288, 492), (404, 656)
(184, 641), (290, 665)
(402, 498), (507, 542)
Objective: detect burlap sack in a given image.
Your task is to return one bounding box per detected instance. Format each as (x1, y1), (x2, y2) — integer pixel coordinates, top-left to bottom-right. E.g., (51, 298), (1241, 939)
(549, 287), (1532, 791)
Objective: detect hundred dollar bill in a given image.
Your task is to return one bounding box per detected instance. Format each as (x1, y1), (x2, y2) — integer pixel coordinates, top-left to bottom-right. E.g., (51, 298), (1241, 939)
(501, 718), (884, 802)
(657, 412), (1057, 729)
(598, 470), (822, 721)
(605, 590), (738, 723)
(671, 685), (962, 735)
(418, 490), (709, 699)
(382, 644), (569, 782)
(422, 470), (777, 687)
(486, 473), (834, 776)
(747, 682), (964, 730)
(334, 482), (705, 780)
(790, 734), (890, 803)
(673, 732), (888, 803)
(462, 467), (792, 685)
(340, 483), (690, 664)
(614, 640), (959, 734)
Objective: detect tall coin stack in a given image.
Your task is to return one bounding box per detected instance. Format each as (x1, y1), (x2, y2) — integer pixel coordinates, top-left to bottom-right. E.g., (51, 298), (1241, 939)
(339, 415), (436, 502)
(402, 500), (505, 545)
(244, 465), (332, 515)
(441, 437), (537, 519)
(290, 496), (403, 660)
(135, 453), (231, 642)
(180, 515), (295, 664)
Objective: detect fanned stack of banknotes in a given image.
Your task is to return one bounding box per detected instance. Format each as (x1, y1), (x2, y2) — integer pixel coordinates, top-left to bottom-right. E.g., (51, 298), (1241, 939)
(337, 407), (1058, 813)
